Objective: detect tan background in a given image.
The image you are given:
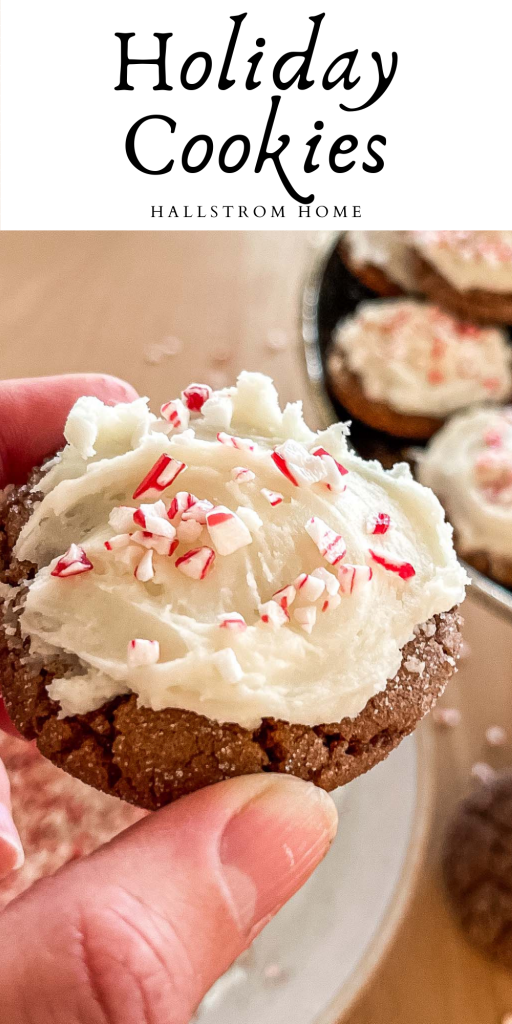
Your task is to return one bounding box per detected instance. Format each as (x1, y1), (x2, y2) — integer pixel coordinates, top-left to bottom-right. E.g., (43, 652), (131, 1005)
(1, 231), (512, 1023)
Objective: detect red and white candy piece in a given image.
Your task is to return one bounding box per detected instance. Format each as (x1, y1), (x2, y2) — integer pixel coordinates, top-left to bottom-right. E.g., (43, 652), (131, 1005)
(217, 432), (256, 452)
(133, 504), (176, 538)
(109, 506), (137, 533)
(311, 567), (340, 595)
(272, 584), (297, 610)
(218, 612), (248, 632)
(206, 506), (252, 555)
(261, 488), (284, 506)
(293, 606), (317, 633)
(51, 544), (93, 578)
(132, 454), (187, 500)
(127, 638), (160, 668)
(168, 491), (198, 520)
(181, 498), (214, 524)
(321, 593), (342, 613)
(131, 531), (178, 557)
(160, 398), (190, 433)
(181, 383), (212, 413)
(368, 548), (416, 580)
(175, 546), (215, 580)
(305, 517), (347, 566)
(366, 512), (391, 536)
(271, 440), (328, 488)
(294, 573), (325, 602)
(104, 533), (131, 552)
(134, 548), (154, 582)
(176, 518), (203, 544)
(338, 564), (373, 595)
(236, 506), (263, 532)
(312, 447), (348, 492)
(259, 601), (289, 629)
(231, 467), (256, 483)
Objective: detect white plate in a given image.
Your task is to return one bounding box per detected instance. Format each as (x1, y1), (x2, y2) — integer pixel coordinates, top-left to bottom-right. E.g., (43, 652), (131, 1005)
(196, 731), (433, 1024)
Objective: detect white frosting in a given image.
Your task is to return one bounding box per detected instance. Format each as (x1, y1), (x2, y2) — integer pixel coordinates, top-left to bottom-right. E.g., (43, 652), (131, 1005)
(333, 299), (511, 417)
(15, 372), (467, 729)
(344, 231), (417, 290)
(413, 231), (512, 293)
(418, 405), (512, 560)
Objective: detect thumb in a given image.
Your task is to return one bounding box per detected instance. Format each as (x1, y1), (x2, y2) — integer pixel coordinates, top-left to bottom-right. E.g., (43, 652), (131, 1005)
(0, 774), (337, 1024)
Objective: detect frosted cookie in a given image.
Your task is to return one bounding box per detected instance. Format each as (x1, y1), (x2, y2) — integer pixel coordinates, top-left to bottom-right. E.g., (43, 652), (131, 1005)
(328, 299), (512, 439)
(412, 231), (512, 323)
(418, 405), (512, 585)
(340, 231), (417, 296)
(0, 373), (467, 809)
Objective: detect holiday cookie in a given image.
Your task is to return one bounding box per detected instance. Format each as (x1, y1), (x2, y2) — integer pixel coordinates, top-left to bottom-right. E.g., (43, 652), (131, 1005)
(418, 405), (512, 586)
(340, 231), (417, 296)
(329, 300), (511, 440)
(443, 770), (512, 968)
(412, 231), (512, 324)
(0, 373), (467, 809)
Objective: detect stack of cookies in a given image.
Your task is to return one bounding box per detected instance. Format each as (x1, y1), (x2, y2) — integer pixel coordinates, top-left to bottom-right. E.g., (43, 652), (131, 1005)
(327, 231), (512, 588)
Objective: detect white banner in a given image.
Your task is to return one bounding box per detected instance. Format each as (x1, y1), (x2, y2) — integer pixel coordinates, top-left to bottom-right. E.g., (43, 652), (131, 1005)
(1, 0), (512, 230)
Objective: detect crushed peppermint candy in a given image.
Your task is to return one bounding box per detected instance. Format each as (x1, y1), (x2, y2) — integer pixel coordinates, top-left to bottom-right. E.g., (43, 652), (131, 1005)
(176, 519), (203, 544)
(231, 467), (256, 483)
(51, 544), (93, 578)
(133, 504), (176, 538)
(294, 573), (325, 602)
(160, 398), (190, 432)
(131, 531), (178, 556)
(369, 548), (415, 580)
(272, 440), (328, 488)
(366, 512), (391, 535)
(206, 506), (253, 555)
(109, 505), (138, 533)
(134, 548), (154, 582)
(261, 488), (284, 506)
(293, 606), (317, 633)
(236, 506), (263, 532)
(168, 491), (198, 520)
(272, 584), (297, 610)
(311, 567), (340, 595)
(175, 546), (215, 580)
(312, 447), (348, 492)
(217, 431), (256, 451)
(181, 498), (214, 524)
(305, 517), (347, 566)
(212, 648), (244, 684)
(259, 601), (289, 628)
(218, 612), (248, 632)
(127, 638), (160, 667)
(338, 564), (373, 595)
(321, 593), (342, 613)
(132, 454), (186, 500)
(181, 383), (212, 412)
(104, 533), (131, 552)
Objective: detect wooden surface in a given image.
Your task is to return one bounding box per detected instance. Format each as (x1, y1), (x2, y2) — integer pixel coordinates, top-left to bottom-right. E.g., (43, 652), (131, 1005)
(1, 231), (512, 1023)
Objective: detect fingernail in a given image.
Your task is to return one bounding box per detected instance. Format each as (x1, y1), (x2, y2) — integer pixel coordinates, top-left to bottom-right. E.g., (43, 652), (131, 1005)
(0, 805), (24, 876)
(220, 776), (337, 942)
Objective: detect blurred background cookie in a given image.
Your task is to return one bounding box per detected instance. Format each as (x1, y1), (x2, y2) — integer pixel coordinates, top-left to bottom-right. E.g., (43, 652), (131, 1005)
(339, 231), (417, 297)
(411, 232), (512, 324)
(328, 299), (512, 441)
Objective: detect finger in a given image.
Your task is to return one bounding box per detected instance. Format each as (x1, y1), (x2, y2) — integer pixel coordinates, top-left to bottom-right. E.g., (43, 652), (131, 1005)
(0, 774), (337, 1024)
(0, 758), (23, 878)
(0, 374), (138, 486)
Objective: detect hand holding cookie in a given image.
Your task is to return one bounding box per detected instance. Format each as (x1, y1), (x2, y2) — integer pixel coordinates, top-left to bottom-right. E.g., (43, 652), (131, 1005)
(0, 374), (338, 1024)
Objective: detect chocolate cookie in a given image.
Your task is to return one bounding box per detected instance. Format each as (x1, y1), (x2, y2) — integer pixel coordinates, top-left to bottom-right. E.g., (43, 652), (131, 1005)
(327, 358), (443, 441)
(443, 771), (512, 968)
(0, 469), (463, 811)
(339, 241), (404, 298)
(413, 252), (512, 325)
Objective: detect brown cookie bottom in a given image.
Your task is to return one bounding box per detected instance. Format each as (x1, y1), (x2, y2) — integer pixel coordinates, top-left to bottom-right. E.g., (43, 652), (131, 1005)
(0, 469), (462, 811)
(326, 357), (444, 441)
(338, 242), (404, 298)
(412, 252), (512, 325)
(444, 770), (512, 969)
